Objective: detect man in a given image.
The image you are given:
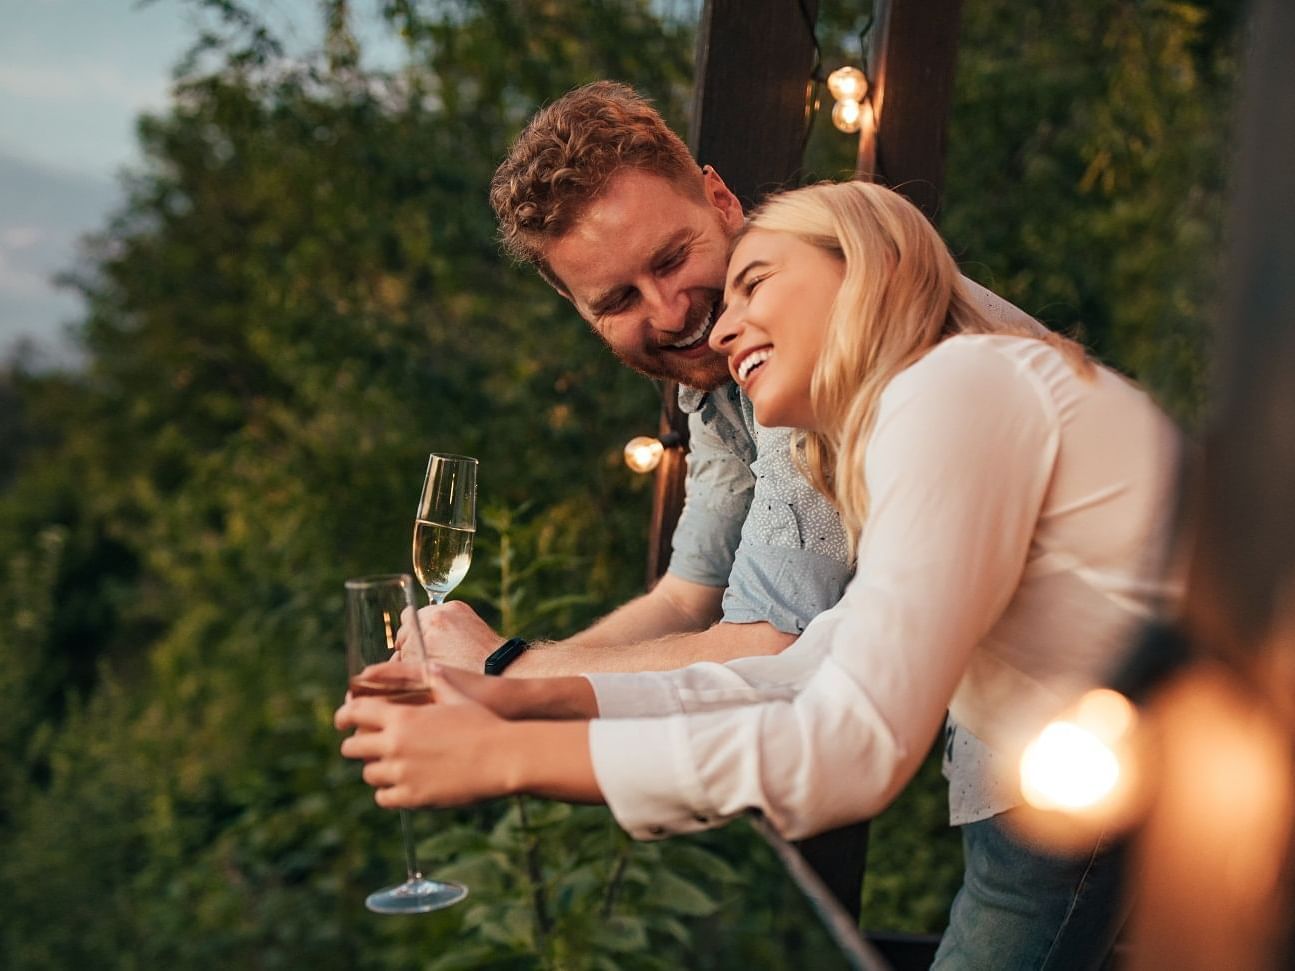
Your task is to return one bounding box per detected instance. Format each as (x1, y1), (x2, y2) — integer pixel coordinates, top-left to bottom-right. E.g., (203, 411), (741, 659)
(417, 78), (871, 917)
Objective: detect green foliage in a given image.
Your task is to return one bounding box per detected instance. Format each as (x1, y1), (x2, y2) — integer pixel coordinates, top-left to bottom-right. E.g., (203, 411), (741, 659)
(941, 0), (1235, 426)
(0, 0), (1237, 967)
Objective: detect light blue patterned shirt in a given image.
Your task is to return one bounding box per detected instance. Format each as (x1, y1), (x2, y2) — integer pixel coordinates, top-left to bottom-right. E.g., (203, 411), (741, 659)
(668, 382), (852, 634)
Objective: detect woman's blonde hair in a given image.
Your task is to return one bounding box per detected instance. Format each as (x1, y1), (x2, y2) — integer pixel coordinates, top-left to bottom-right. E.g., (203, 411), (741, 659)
(742, 180), (1091, 550)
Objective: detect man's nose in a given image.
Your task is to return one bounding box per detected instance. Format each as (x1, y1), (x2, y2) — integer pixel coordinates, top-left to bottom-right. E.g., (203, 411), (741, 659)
(640, 280), (690, 333)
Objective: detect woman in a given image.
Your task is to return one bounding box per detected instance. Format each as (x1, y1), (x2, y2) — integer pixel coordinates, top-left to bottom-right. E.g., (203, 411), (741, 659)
(336, 181), (1182, 968)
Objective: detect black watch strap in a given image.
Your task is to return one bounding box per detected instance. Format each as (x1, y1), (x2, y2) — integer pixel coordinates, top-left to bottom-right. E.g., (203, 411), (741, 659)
(483, 636), (529, 676)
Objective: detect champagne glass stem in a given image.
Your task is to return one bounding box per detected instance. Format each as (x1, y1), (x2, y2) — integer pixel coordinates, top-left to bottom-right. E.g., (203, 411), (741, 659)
(399, 810), (423, 881)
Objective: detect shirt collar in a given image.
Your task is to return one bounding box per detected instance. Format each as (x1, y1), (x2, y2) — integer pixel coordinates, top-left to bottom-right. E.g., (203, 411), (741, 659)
(677, 380), (738, 415)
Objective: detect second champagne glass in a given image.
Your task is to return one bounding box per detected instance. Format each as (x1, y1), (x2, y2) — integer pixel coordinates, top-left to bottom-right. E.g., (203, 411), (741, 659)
(413, 453), (477, 605)
(344, 574), (468, 913)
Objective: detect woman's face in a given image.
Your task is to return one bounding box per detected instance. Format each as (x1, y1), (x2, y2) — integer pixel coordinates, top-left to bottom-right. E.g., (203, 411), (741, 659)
(710, 228), (845, 429)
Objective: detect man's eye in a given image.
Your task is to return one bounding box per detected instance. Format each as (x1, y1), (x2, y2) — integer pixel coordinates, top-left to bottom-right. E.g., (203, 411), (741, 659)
(601, 292), (635, 316)
(658, 248), (687, 272)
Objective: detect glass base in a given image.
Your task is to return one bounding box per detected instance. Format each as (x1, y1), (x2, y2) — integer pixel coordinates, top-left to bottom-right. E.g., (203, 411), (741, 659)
(365, 877), (468, 915)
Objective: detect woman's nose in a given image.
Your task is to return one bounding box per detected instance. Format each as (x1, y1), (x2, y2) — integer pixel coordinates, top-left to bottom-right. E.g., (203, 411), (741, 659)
(709, 305), (740, 353)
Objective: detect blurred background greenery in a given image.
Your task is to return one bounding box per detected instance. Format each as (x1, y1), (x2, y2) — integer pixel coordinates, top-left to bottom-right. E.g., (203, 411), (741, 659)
(0, 0), (1239, 966)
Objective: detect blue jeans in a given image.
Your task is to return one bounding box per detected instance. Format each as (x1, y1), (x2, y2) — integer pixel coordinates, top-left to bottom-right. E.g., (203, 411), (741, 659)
(930, 808), (1128, 970)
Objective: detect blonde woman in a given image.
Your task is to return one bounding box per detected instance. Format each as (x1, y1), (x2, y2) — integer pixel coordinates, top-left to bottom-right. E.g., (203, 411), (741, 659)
(337, 181), (1181, 968)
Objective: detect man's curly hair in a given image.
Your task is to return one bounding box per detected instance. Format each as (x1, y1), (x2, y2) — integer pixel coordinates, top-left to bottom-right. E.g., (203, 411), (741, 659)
(489, 81), (702, 292)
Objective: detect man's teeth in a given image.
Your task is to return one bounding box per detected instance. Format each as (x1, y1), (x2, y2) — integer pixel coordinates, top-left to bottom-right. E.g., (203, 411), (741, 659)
(738, 349), (771, 382)
(667, 312), (715, 349)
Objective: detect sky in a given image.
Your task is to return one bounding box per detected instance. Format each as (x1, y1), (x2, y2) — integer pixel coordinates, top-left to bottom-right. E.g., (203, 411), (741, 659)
(0, 1), (193, 361)
(0, 0), (400, 365)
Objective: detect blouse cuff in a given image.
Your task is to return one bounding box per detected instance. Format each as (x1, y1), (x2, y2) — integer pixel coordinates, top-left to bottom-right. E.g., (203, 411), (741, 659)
(589, 715), (726, 840)
(586, 671), (684, 718)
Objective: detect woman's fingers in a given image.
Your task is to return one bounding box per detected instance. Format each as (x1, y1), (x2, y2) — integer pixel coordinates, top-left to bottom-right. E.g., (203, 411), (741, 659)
(427, 664), (474, 706)
(361, 758), (398, 789)
(334, 695), (399, 733)
(375, 784), (417, 809)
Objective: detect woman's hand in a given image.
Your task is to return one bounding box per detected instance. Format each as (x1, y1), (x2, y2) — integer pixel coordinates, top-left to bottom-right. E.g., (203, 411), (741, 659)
(335, 665), (518, 809)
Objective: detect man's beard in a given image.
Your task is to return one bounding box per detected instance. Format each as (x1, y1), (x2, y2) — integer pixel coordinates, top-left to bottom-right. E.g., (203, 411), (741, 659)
(600, 293), (732, 391)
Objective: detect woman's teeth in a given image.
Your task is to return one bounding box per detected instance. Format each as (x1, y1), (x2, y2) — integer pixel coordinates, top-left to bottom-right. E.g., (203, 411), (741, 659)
(738, 349), (771, 382)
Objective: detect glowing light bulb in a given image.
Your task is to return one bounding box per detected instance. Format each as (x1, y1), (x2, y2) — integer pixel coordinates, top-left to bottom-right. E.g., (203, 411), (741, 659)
(1019, 688), (1138, 813)
(624, 436), (665, 474)
(827, 66), (868, 103)
(832, 99), (864, 134)
(1021, 722), (1121, 810)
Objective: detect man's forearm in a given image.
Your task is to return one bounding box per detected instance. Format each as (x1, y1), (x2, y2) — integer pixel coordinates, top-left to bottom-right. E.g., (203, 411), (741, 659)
(563, 576), (723, 649)
(504, 620), (795, 678)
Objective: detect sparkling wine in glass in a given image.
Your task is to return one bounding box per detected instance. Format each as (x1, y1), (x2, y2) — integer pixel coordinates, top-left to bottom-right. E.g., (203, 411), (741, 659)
(344, 573), (468, 914)
(413, 453), (477, 605)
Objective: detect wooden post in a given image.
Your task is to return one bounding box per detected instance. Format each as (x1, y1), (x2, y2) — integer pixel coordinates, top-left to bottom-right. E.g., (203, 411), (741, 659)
(858, 0), (965, 221)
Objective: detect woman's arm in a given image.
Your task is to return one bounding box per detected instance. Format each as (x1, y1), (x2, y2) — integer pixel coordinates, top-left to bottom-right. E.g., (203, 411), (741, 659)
(350, 659), (599, 720)
(335, 666), (602, 808)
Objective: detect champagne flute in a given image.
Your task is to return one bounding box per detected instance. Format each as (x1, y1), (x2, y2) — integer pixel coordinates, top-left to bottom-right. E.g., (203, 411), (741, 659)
(344, 573), (468, 914)
(413, 453), (477, 605)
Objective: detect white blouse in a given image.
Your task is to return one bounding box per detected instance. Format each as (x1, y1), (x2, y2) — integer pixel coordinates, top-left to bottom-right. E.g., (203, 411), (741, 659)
(586, 335), (1183, 841)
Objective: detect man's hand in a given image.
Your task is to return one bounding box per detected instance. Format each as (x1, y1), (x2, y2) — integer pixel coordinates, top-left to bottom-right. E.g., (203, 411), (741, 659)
(395, 600), (504, 671)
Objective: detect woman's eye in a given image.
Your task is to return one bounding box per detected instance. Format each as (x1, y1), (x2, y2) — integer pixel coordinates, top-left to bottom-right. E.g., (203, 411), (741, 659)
(745, 274), (768, 295)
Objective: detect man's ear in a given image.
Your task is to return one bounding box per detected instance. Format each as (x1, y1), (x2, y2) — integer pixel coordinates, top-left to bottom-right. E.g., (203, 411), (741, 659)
(702, 165), (745, 232)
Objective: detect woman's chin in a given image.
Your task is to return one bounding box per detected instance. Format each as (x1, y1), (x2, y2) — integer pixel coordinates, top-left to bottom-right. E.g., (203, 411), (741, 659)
(750, 393), (812, 431)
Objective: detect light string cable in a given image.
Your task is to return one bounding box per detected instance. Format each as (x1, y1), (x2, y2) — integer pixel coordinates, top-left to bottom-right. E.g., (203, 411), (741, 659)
(798, 5), (877, 156)
(797, 0), (826, 159)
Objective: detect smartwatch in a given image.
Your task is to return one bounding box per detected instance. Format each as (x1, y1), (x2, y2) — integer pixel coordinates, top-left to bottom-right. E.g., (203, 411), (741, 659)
(483, 636), (529, 676)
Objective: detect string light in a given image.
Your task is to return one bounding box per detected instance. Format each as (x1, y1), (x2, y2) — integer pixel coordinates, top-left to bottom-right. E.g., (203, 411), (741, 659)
(624, 432), (683, 474)
(827, 66), (870, 134)
(1019, 688), (1139, 814)
(827, 66), (868, 103)
(831, 97), (864, 134)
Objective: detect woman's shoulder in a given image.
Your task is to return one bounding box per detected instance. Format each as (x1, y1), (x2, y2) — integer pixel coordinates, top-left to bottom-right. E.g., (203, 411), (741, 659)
(888, 334), (1047, 397)
(871, 336), (1055, 436)
(924, 332), (1054, 366)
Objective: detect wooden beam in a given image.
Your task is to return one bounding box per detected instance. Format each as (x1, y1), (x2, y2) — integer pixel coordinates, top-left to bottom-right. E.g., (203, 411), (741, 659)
(859, 0), (965, 221)
(689, 0), (820, 207)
